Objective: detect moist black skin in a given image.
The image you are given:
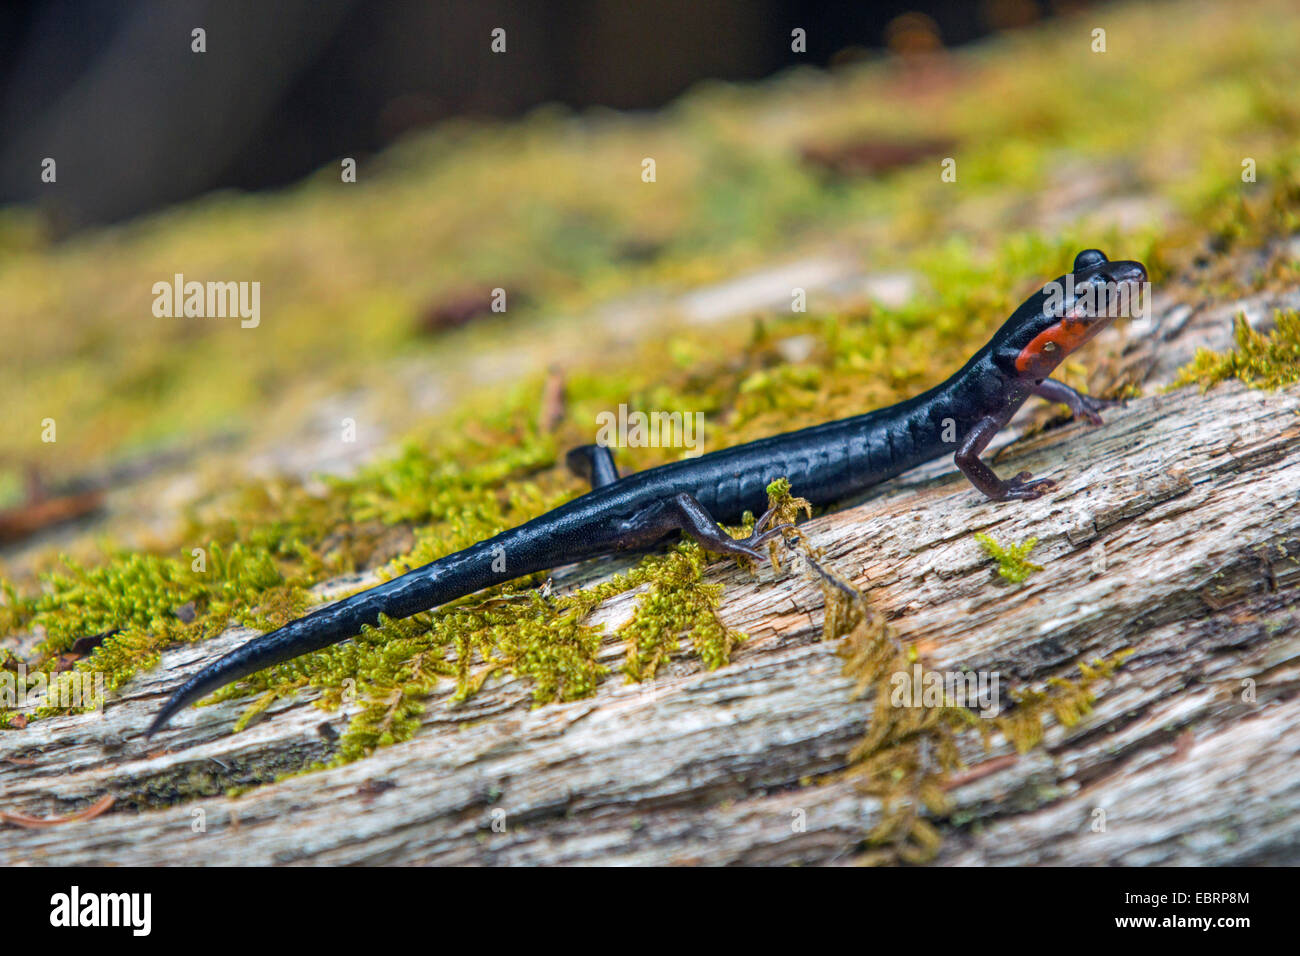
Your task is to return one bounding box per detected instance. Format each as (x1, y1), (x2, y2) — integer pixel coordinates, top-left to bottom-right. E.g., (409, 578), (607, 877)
(146, 249), (1148, 736)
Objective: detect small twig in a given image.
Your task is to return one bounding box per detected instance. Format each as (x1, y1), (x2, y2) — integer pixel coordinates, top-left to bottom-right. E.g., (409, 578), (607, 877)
(538, 366), (567, 434)
(376, 689), (404, 737)
(942, 753), (1019, 790)
(1, 793), (115, 829)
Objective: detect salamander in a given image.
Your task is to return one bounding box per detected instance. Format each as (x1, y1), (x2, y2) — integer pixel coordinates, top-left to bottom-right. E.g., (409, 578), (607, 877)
(146, 249), (1147, 735)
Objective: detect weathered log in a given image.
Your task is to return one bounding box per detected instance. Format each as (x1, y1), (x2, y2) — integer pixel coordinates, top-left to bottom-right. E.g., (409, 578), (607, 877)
(2, 275), (1298, 866)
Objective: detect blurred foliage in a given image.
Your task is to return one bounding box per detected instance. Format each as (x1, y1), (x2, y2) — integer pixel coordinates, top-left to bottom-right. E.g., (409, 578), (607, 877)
(3, 0), (1298, 486)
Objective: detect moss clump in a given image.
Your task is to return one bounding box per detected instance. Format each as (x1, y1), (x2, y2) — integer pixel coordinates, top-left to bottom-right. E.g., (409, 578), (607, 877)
(188, 533), (750, 763)
(1171, 310), (1300, 391)
(994, 651), (1135, 754)
(619, 541), (742, 680)
(974, 533), (1043, 585)
(0, 579), (34, 637)
(759, 477), (812, 567)
(17, 543), (310, 712)
(778, 496), (1127, 865)
(823, 556), (977, 865)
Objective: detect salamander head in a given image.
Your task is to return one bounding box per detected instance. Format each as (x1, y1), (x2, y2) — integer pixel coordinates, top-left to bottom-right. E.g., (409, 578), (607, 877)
(992, 249), (1148, 382)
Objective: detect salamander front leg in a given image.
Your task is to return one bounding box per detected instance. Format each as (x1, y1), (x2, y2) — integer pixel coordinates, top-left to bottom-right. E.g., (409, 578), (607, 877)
(956, 415), (1057, 502)
(615, 493), (792, 561)
(1031, 378), (1122, 426)
(565, 443), (620, 489)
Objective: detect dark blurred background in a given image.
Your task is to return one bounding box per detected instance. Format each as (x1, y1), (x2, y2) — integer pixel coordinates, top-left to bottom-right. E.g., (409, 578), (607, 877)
(0, 0), (1087, 226)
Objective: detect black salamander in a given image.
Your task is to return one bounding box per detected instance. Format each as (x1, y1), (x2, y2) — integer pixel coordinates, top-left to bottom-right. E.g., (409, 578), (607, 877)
(146, 249), (1147, 735)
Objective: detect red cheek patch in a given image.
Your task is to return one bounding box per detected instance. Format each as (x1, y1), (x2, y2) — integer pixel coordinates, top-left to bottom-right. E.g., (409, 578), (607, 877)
(1015, 317), (1091, 373)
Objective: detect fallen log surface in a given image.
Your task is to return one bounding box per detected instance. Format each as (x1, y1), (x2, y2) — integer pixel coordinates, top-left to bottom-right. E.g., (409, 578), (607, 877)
(2, 276), (1299, 867)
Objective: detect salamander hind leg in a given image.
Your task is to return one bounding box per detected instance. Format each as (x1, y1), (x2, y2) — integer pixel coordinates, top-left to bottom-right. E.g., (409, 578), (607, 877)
(565, 443), (621, 489)
(674, 494), (795, 561)
(614, 492), (792, 562)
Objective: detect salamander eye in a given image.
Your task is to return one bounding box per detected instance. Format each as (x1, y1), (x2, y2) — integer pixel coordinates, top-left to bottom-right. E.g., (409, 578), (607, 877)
(1073, 249), (1108, 273)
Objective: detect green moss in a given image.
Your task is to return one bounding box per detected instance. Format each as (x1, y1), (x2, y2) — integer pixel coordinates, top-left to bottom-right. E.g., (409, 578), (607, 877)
(166, 531), (751, 764)
(619, 541), (741, 680)
(813, 523), (1130, 864)
(1171, 310), (1300, 391)
(828, 561), (970, 865)
(974, 533), (1043, 585)
(993, 651), (1136, 755)
(760, 477), (812, 567)
(0, 579), (34, 636)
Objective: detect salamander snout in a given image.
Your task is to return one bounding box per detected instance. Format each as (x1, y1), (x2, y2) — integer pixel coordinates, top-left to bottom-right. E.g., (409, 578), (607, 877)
(1073, 249), (1147, 287)
(1069, 250), (1149, 321)
(1100, 260), (1148, 285)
